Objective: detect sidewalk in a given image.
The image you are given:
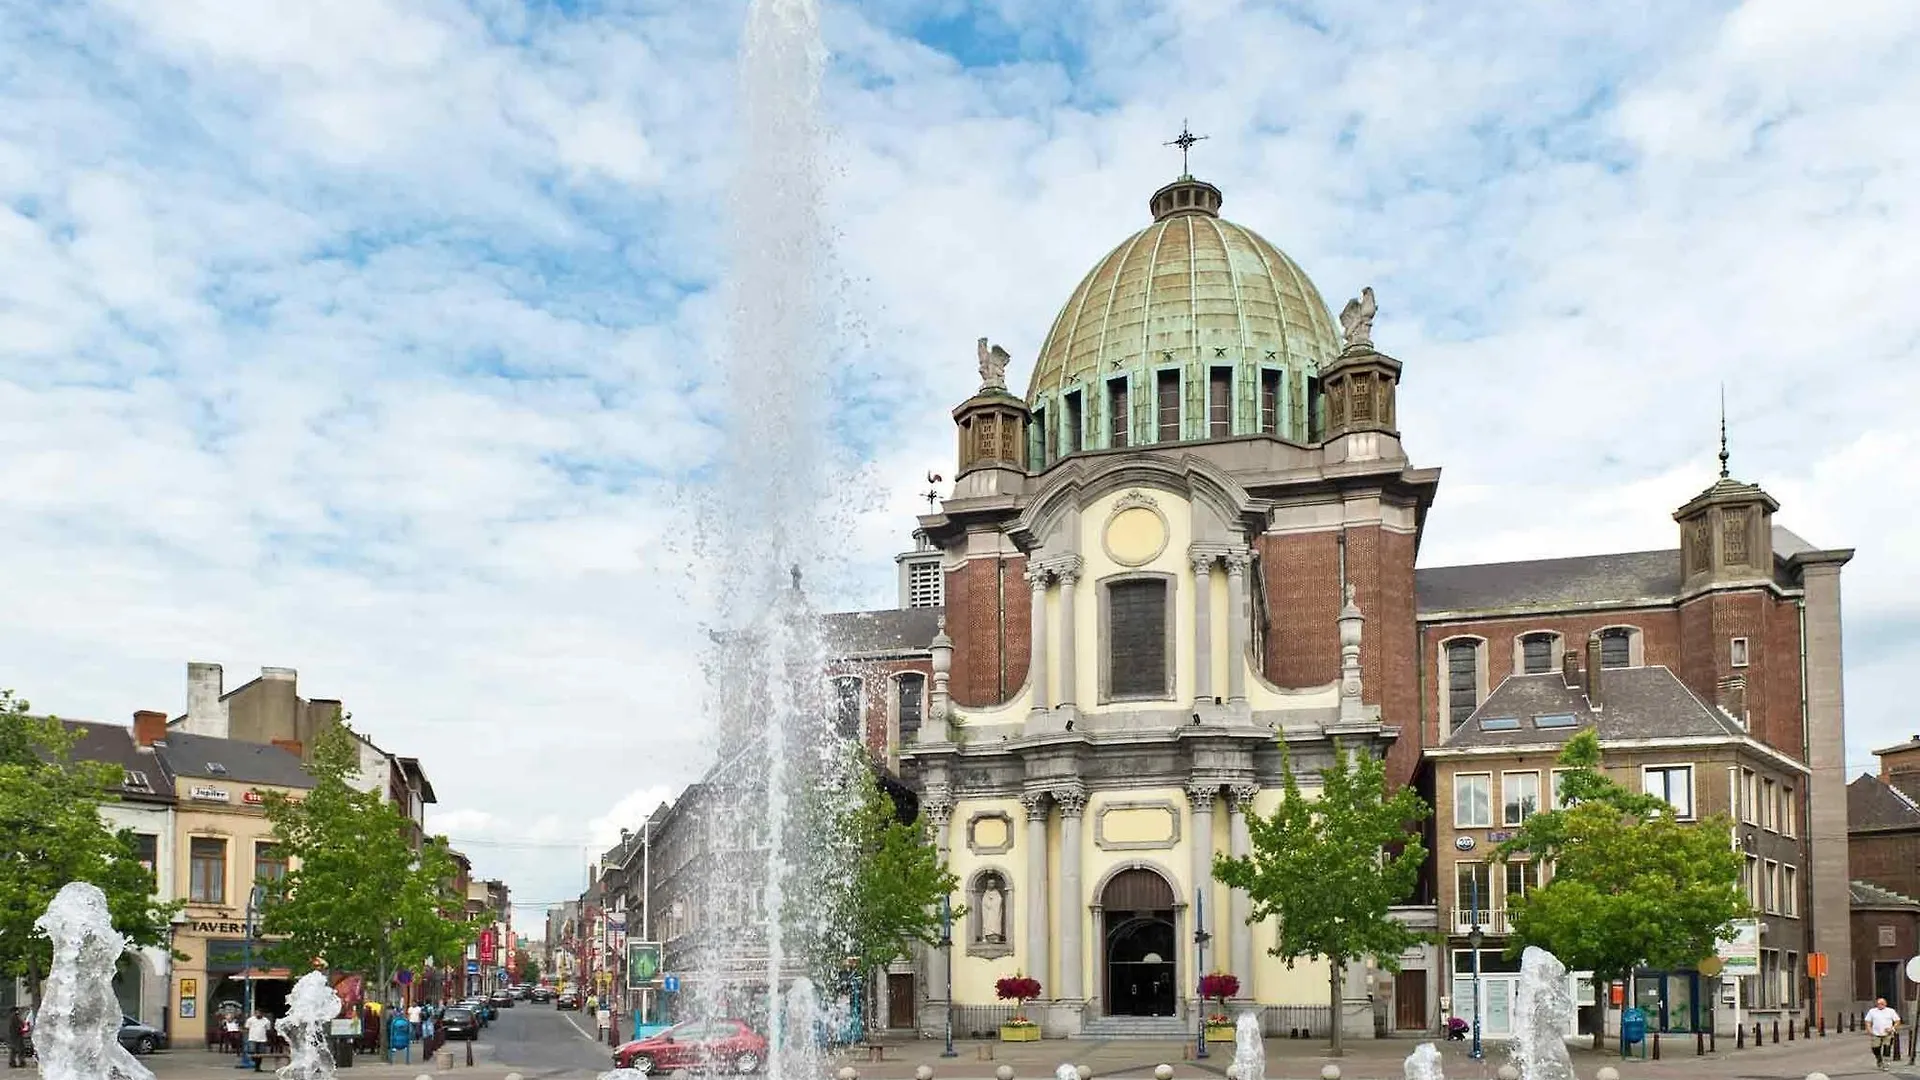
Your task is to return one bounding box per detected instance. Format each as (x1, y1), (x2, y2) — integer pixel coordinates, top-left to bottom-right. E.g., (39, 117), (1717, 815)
(137, 1034), (1920, 1080)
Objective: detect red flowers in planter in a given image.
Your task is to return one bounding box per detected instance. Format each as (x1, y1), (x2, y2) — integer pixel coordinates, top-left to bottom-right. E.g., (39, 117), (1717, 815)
(995, 975), (1043, 1025)
(1198, 972), (1240, 1006)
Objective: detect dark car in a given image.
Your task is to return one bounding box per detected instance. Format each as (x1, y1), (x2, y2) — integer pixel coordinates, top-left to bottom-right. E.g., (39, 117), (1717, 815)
(613, 1019), (766, 1075)
(460, 998), (494, 1023)
(116, 1015), (167, 1055)
(489, 989), (515, 1009)
(530, 986), (555, 1003)
(555, 991), (580, 1010)
(440, 1007), (480, 1041)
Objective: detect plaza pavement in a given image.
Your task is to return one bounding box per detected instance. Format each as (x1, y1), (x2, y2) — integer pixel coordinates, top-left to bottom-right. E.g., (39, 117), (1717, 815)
(134, 1033), (1918, 1080)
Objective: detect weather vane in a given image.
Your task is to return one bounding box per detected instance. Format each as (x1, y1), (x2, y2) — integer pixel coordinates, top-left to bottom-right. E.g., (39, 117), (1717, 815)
(1165, 120), (1208, 177)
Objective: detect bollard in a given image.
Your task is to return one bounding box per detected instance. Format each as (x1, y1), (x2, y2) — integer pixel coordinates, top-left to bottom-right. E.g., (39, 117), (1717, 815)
(1754, 1022), (1762, 1047)
(1227, 1067), (1240, 1080)
(993, 1071), (1010, 1080)
(1789, 1016), (1796, 1041)
(1737, 1024), (1746, 1049)
(1808, 1073), (1830, 1080)
(916, 1067), (934, 1080)
(1595, 1069), (1620, 1080)
(1652, 1032), (1660, 1060)
(1773, 1019), (1780, 1044)
(1696, 1030), (1704, 1055)
(1155, 1067), (1174, 1080)
(504, 1074), (522, 1080)
(1819, 1014), (1826, 1036)
(1319, 1066), (1341, 1080)
(435, 1049), (452, 1070)
(464, 1040), (473, 1068)
(1077, 1068), (1091, 1080)
(1710, 1030), (1716, 1052)
(841, 1069), (861, 1080)
(1496, 1065), (1520, 1080)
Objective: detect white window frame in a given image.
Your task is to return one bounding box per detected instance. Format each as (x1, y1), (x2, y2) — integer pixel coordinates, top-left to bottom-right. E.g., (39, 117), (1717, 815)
(1502, 770), (1541, 826)
(1763, 859), (1781, 914)
(1730, 636), (1750, 668)
(1783, 864), (1799, 917)
(1513, 631), (1563, 676)
(1763, 778), (1777, 832)
(1643, 764), (1695, 819)
(1745, 854), (1761, 909)
(1741, 768), (1758, 824)
(1593, 624), (1644, 669)
(1455, 772), (1492, 828)
(1782, 784), (1797, 837)
(1549, 767), (1574, 810)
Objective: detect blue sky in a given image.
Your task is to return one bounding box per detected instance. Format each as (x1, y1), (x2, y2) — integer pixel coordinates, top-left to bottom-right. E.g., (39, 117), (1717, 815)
(2, 0), (1916, 924)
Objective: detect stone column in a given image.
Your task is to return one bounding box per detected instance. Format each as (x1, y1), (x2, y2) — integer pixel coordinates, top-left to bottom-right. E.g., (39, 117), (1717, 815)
(1056, 559), (1082, 712)
(1228, 785), (1258, 989)
(1223, 551), (1250, 703)
(925, 796), (955, 1010)
(1025, 566), (1050, 713)
(1020, 791), (1051, 986)
(1053, 787), (1088, 1001)
(1189, 550), (1215, 705)
(1187, 782), (1217, 977)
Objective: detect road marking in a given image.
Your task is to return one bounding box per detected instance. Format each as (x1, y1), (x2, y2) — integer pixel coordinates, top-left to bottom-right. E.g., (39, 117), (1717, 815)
(562, 1011), (602, 1044)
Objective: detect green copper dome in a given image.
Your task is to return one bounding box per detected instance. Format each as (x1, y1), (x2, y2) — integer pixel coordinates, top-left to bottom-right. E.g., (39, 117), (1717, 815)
(1025, 177), (1341, 452)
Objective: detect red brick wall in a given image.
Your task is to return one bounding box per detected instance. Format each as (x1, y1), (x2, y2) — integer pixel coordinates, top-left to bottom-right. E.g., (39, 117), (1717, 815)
(1418, 606), (1681, 745)
(1764, 595), (1805, 759)
(1851, 832), (1920, 903)
(945, 554), (1029, 708)
(824, 657), (934, 759)
(1343, 526), (1422, 785)
(1677, 589), (1803, 759)
(1259, 531), (1340, 688)
(1852, 910), (1920, 1004)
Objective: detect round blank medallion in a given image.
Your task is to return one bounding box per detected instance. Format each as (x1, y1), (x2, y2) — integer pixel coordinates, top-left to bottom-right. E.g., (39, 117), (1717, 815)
(1105, 506), (1168, 566)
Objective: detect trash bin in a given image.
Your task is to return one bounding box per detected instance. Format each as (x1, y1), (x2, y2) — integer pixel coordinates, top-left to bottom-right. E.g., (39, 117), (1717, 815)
(1621, 1007), (1648, 1059)
(333, 1036), (354, 1068)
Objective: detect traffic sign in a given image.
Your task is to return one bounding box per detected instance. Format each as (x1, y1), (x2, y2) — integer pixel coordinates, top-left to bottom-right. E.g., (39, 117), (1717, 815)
(663, 975), (679, 994)
(467, 961), (479, 975)
(497, 967), (508, 981)
(1905, 956), (1920, 983)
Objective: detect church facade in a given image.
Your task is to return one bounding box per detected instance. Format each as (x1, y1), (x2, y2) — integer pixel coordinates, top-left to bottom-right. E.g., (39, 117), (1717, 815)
(825, 168), (1854, 1039)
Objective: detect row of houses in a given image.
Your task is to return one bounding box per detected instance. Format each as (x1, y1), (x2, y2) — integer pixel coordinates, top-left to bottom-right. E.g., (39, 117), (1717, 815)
(4, 661), (449, 1043)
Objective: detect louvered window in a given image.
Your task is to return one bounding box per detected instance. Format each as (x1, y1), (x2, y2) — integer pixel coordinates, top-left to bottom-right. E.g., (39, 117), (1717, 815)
(896, 674), (925, 745)
(1446, 640), (1480, 730)
(1108, 580), (1168, 697)
(1107, 379), (1129, 448)
(1156, 370), (1180, 442)
(1259, 370), (1280, 435)
(1521, 633), (1555, 674)
(1600, 628), (1632, 668)
(1208, 368), (1232, 437)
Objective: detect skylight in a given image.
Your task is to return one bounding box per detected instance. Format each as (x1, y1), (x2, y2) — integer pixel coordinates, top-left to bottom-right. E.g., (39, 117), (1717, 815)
(124, 770), (151, 791)
(1479, 716), (1521, 731)
(1534, 714), (1578, 729)
(206, 761), (228, 774)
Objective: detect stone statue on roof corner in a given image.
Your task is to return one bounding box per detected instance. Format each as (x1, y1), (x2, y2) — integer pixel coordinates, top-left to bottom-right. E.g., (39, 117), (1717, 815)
(977, 337), (1011, 390)
(1339, 286), (1376, 350)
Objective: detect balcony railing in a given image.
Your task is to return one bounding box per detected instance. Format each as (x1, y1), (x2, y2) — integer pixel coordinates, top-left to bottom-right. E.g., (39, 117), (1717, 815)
(1451, 906), (1511, 935)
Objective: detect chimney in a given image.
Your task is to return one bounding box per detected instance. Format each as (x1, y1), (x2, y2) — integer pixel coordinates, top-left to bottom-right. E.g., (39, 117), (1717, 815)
(183, 661), (229, 739)
(271, 738), (304, 757)
(133, 710), (168, 747)
(261, 666), (298, 683)
(1561, 649), (1580, 690)
(1583, 634), (1604, 707)
(1717, 675), (1748, 727)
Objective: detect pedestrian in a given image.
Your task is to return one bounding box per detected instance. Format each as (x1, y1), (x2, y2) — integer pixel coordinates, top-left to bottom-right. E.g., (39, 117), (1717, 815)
(7, 1007), (27, 1069)
(245, 1008), (272, 1072)
(1868, 996), (1903, 1069)
(407, 1002), (422, 1039)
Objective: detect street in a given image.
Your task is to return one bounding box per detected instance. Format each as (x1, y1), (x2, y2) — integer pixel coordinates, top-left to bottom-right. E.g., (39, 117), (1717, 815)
(484, 1000), (625, 1077)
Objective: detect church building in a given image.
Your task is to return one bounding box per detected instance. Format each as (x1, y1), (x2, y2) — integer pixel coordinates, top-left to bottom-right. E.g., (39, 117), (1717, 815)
(828, 163), (1853, 1041)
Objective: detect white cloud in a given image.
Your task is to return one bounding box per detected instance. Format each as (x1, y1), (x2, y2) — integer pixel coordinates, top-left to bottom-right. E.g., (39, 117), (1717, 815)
(0, 0), (1914, 910)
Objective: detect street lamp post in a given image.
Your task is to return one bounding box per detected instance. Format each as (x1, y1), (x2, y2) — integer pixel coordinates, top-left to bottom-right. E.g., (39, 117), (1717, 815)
(1194, 891), (1212, 1061)
(1469, 874), (1484, 1061)
(938, 895), (956, 1058)
(236, 885), (265, 1071)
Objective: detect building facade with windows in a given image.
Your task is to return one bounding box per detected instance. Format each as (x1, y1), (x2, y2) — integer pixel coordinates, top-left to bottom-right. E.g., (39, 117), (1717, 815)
(1846, 739), (1920, 1007)
(1428, 659), (1809, 1038)
(153, 731), (312, 1044)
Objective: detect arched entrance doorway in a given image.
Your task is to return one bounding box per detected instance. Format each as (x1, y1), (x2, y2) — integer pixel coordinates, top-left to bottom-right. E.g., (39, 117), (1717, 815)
(1101, 867), (1177, 1017)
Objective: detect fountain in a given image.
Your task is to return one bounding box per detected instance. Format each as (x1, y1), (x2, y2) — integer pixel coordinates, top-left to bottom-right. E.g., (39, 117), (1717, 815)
(1402, 1041), (1444, 1080)
(274, 970), (341, 1080)
(30, 881), (154, 1080)
(1230, 1011), (1265, 1080)
(1055, 1064), (1078, 1080)
(1509, 946), (1574, 1080)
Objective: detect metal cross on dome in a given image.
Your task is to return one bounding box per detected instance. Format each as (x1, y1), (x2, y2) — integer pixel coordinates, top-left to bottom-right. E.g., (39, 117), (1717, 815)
(1165, 121), (1209, 177)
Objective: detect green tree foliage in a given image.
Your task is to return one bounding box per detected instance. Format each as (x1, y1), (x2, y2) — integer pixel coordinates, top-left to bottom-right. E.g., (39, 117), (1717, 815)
(518, 951), (541, 986)
(0, 690), (178, 1002)
(259, 721), (473, 1003)
(1213, 742), (1429, 1056)
(842, 767), (962, 977)
(1495, 730), (1745, 1044)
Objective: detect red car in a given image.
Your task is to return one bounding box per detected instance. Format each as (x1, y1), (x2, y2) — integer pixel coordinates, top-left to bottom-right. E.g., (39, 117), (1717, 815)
(613, 1019), (766, 1074)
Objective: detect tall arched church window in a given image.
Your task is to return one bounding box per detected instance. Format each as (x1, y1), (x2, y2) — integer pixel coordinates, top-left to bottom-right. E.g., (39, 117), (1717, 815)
(895, 673), (925, 746)
(1445, 639), (1482, 732)
(832, 676), (864, 740)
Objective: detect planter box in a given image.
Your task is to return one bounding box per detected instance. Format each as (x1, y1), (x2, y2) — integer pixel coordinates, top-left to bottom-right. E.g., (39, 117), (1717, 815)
(999, 1024), (1041, 1042)
(1204, 1024), (1236, 1044)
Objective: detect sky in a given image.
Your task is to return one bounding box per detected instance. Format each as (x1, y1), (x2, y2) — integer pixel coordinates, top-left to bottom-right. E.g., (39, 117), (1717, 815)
(2, 0), (1916, 929)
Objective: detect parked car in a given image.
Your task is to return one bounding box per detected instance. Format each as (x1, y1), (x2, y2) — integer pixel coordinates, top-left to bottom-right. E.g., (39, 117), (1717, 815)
(460, 998), (494, 1023)
(613, 1019), (766, 1075)
(509, 985), (529, 1000)
(116, 1015), (167, 1055)
(530, 986), (555, 1003)
(489, 989), (515, 1009)
(440, 1007), (480, 1041)
(555, 991), (581, 1011)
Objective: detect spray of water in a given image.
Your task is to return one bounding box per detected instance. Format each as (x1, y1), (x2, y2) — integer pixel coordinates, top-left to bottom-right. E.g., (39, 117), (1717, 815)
(274, 971), (341, 1080)
(1510, 946), (1575, 1080)
(1231, 1011), (1265, 1080)
(30, 882), (154, 1080)
(1402, 1041), (1445, 1080)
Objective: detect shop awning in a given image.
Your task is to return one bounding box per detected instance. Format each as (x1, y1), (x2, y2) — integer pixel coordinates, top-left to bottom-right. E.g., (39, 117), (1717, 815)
(232, 968), (293, 981)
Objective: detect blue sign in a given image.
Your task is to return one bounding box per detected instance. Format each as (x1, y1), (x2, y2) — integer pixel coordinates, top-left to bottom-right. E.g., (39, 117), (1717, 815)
(497, 968), (508, 981)
(467, 961), (479, 974)
(662, 975), (680, 994)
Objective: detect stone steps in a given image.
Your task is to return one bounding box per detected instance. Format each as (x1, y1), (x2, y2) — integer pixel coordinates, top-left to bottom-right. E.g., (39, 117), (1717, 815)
(1080, 1015), (1191, 1040)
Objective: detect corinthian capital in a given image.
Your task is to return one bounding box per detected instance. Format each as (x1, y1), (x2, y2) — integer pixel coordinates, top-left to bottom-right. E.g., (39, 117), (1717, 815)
(1018, 790), (1050, 821)
(1185, 782), (1218, 811)
(1052, 787), (1088, 818)
(1230, 784), (1260, 810)
(1222, 549), (1252, 574)
(1022, 565), (1051, 589)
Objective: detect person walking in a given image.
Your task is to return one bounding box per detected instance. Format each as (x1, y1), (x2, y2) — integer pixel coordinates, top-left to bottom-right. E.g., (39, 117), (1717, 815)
(244, 1008), (272, 1072)
(407, 1002), (422, 1040)
(7, 1007), (28, 1068)
(1867, 996), (1903, 1069)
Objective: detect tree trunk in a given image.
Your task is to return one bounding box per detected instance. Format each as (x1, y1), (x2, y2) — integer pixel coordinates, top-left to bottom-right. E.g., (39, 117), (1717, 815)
(1328, 960), (1344, 1057)
(27, 955), (41, 1011)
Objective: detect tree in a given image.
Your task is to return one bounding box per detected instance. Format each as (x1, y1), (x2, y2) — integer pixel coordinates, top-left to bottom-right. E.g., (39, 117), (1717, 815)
(1495, 729), (1745, 1047)
(259, 720), (473, 1014)
(518, 951), (542, 986)
(1213, 742), (1429, 1056)
(0, 690), (178, 1003)
(841, 766), (962, 978)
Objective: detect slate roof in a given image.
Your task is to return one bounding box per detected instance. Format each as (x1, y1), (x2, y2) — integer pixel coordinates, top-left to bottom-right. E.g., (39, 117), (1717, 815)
(1851, 880), (1920, 910)
(821, 607), (943, 657)
(1438, 666), (1744, 751)
(60, 720), (174, 804)
(1849, 774), (1920, 832)
(1416, 526), (1814, 616)
(154, 730), (315, 789)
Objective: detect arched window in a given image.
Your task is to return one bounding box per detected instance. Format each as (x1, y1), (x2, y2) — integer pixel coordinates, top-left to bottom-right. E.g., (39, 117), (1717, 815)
(1442, 637), (1485, 732)
(894, 673), (926, 746)
(831, 676), (863, 740)
(1518, 632), (1559, 675)
(1597, 627), (1638, 669)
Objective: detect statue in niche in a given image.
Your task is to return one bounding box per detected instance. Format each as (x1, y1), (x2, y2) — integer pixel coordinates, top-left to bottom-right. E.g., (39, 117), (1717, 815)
(978, 873), (1007, 943)
(1339, 286), (1377, 349)
(977, 338), (1012, 390)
